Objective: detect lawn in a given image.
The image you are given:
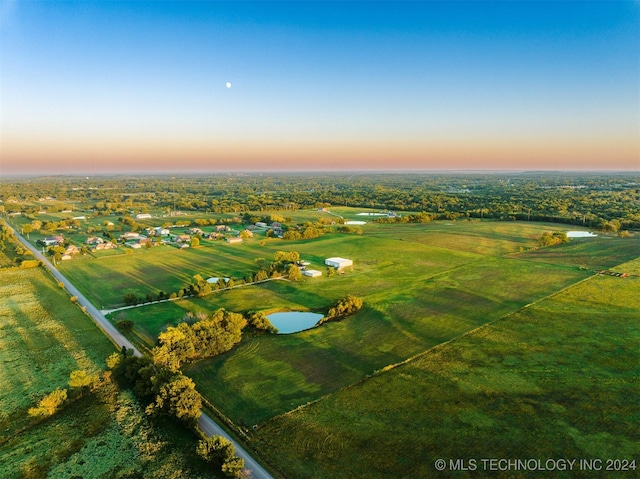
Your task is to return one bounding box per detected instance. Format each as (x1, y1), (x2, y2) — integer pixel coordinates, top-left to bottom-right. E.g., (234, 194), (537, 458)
(251, 258), (640, 479)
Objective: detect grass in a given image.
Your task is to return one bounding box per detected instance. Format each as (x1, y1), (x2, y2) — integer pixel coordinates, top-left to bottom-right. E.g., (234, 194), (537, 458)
(251, 258), (640, 479)
(0, 267), (115, 426)
(0, 266), (215, 478)
(65, 220), (637, 428)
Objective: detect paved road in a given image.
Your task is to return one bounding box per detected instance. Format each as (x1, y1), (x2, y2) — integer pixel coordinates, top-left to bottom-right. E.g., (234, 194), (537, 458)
(11, 226), (275, 479)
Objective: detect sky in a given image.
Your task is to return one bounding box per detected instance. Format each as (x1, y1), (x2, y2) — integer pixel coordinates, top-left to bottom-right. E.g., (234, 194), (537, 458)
(1, 0), (638, 175)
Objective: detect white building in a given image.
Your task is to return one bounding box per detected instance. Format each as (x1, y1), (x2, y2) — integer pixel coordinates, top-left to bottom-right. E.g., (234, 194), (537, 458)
(325, 257), (353, 269)
(136, 213), (152, 219)
(303, 269), (322, 277)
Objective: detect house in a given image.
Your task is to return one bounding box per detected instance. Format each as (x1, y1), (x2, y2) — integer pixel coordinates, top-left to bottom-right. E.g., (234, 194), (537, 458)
(226, 237), (243, 244)
(61, 254), (73, 261)
(136, 213), (152, 220)
(86, 236), (104, 245)
(216, 225), (230, 232)
(155, 227), (170, 236)
(64, 245), (80, 255)
(126, 243), (142, 249)
(303, 269), (322, 277)
(325, 257), (353, 269)
(255, 222), (268, 228)
(122, 231), (141, 240)
(187, 228), (203, 235)
(94, 242), (118, 251)
(207, 232), (224, 240)
(175, 234), (191, 243)
(38, 236), (65, 247)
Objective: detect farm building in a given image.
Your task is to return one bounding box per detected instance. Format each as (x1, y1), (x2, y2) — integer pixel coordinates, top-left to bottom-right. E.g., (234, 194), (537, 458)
(303, 269), (322, 277)
(136, 213), (152, 219)
(325, 257), (353, 269)
(226, 237), (243, 244)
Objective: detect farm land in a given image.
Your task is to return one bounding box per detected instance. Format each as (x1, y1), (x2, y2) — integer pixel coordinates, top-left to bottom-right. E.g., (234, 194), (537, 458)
(253, 258), (640, 479)
(2, 173), (639, 478)
(0, 252), (224, 478)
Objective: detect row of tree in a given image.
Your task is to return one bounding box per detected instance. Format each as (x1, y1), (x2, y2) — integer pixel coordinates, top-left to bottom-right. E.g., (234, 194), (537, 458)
(318, 295), (364, 325)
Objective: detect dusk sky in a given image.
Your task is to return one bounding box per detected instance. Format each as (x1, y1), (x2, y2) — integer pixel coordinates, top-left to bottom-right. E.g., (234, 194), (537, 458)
(1, 1), (638, 175)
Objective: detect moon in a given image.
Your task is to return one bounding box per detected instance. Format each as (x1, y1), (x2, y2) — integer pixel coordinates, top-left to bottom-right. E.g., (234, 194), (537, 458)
(226, 82), (231, 89)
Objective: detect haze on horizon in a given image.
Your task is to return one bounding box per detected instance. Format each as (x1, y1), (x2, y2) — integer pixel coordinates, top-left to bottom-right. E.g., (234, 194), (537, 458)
(1, 1), (638, 176)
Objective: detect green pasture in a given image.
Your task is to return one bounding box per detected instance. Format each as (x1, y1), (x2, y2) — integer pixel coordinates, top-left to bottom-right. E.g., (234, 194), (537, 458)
(252, 260), (640, 479)
(58, 219), (585, 309)
(515, 234), (639, 270)
(185, 256), (589, 426)
(68, 220), (638, 429)
(0, 267), (115, 426)
(0, 267), (216, 478)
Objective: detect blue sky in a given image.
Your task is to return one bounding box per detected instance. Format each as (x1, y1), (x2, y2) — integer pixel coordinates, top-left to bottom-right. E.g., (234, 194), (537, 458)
(1, 1), (638, 174)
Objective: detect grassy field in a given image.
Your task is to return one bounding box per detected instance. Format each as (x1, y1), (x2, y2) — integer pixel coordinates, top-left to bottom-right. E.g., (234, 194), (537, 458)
(0, 267), (115, 424)
(0, 266), (216, 478)
(64, 219), (638, 428)
(251, 258), (640, 479)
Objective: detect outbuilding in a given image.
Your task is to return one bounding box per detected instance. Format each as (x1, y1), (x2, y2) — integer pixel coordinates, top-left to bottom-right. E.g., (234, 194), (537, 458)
(325, 257), (353, 269)
(303, 269), (322, 277)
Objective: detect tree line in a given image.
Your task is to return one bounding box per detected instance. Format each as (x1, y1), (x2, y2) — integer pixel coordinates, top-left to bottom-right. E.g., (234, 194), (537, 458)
(3, 173), (638, 230)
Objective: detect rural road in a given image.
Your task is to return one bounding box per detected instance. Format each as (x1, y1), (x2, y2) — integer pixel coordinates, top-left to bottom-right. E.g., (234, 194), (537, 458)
(11, 226), (276, 479)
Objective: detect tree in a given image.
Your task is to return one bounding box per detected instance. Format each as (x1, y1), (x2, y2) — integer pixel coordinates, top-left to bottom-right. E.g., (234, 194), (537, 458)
(69, 369), (100, 395)
(28, 388), (68, 417)
(191, 236), (200, 247)
(274, 250), (300, 263)
(320, 295), (364, 324)
(196, 435), (245, 478)
(22, 224), (33, 238)
(124, 293), (138, 305)
(288, 264), (301, 281)
(147, 374), (201, 426)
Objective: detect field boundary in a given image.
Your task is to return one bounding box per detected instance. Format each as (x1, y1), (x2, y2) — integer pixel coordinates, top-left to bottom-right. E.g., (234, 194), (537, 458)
(259, 264), (619, 427)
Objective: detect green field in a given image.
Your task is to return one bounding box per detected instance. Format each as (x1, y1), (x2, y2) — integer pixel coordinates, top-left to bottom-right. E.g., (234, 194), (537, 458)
(60, 219), (638, 429)
(251, 259), (640, 479)
(0, 267), (215, 478)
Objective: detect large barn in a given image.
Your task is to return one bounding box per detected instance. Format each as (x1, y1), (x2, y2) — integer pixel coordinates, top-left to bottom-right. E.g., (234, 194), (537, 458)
(325, 257), (353, 269)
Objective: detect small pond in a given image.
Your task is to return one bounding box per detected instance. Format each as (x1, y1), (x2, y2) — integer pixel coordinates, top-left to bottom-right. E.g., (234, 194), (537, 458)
(267, 312), (324, 334)
(567, 231), (598, 238)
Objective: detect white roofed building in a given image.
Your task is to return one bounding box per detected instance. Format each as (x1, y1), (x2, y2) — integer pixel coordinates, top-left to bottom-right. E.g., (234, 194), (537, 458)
(325, 257), (353, 269)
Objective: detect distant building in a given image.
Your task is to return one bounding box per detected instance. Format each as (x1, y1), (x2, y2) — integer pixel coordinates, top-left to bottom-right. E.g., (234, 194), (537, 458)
(38, 236), (64, 247)
(255, 222), (268, 228)
(325, 257), (353, 269)
(303, 269), (322, 277)
(86, 236), (104, 245)
(226, 237), (243, 244)
(136, 213), (152, 219)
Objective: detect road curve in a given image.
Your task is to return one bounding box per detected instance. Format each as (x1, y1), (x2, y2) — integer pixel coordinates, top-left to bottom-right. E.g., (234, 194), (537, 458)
(10, 226), (275, 479)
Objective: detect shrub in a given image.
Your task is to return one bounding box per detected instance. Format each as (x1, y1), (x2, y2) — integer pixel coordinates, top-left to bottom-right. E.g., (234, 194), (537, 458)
(117, 320), (134, 331)
(28, 388), (68, 417)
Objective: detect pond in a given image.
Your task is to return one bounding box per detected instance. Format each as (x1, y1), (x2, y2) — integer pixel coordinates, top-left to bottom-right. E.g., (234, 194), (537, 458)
(266, 311), (324, 334)
(567, 231), (598, 238)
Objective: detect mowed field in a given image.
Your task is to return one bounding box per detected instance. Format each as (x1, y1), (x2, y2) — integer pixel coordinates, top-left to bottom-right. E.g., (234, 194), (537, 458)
(252, 258), (640, 479)
(66, 219), (638, 429)
(0, 267), (212, 478)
